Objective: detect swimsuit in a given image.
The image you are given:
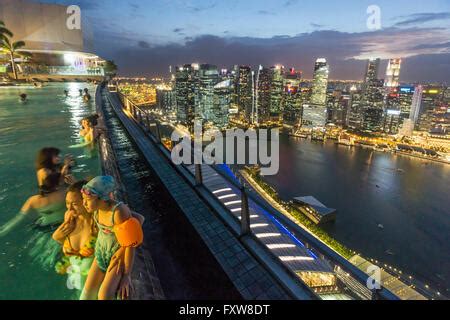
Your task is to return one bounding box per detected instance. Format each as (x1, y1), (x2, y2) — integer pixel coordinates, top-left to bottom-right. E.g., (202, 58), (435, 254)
(63, 234), (97, 258)
(93, 202), (122, 272)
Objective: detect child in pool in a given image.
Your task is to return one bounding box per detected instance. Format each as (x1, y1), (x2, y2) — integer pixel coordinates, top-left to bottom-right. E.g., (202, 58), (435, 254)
(80, 176), (144, 300)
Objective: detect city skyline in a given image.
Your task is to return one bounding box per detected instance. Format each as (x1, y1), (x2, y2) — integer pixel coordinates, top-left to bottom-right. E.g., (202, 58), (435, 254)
(35, 0), (450, 82)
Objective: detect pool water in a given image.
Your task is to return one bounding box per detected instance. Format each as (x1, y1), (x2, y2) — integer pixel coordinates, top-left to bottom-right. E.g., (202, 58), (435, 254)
(0, 83), (100, 300)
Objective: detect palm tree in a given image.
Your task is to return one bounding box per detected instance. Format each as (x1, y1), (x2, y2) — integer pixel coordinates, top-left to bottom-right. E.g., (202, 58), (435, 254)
(104, 60), (118, 78)
(1, 38), (31, 80)
(0, 21), (13, 41)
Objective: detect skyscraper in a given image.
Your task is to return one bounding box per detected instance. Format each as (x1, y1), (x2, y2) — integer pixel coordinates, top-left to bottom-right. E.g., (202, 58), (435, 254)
(237, 66), (252, 124)
(384, 59), (402, 89)
(256, 66), (271, 125)
(175, 64), (197, 131)
(212, 79), (232, 129)
(283, 68), (303, 127)
(303, 58), (329, 128)
(196, 64), (219, 124)
(361, 58), (384, 132)
(269, 65), (284, 123)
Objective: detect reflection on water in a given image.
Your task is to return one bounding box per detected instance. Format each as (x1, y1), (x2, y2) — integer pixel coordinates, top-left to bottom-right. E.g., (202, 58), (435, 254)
(263, 134), (450, 294)
(0, 83), (99, 299)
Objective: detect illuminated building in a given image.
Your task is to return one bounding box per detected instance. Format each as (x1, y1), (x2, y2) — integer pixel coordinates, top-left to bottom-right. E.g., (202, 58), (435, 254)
(418, 87), (443, 132)
(303, 58), (329, 128)
(384, 59), (402, 89)
(327, 90), (350, 128)
(196, 64), (220, 123)
(0, 0), (105, 80)
(283, 68), (303, 127)
(361, 59), (384, 132)
(175, 64), (197, 131)
(157, 87), (175, 113)
(237, 66), (252, 123)
(347, 90), (363, 130)
(211, 79), (232, 129)
(256, 66), (271, 125)
(269, 65), (284, 123)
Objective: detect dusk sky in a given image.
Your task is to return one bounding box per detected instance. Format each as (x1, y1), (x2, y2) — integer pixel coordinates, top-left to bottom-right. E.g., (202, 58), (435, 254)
(38, 0), (450, 82)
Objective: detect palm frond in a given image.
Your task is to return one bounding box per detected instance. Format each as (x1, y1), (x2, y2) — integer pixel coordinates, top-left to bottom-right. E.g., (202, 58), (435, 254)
(13, 41), (26, 50)
(0, 27), (13, 38)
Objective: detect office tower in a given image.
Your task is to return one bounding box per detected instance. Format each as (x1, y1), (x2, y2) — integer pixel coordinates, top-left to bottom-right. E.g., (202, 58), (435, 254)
(418, 87), (443, 132)
(283, 68), (303, 127)
(196, 64), (219, 124)
(256, 66), (271, 125)
(383, 87), (401, 134)
(360, 58), (384, 132)
(211, 79), (232, 129)
(303, 58), (329, 128)
(156, 87), (175, 113)
(347, 90), (363, 130)
(175, 64), (197, 131)
(363, 58), (380, 96)
(237, 66), (252, 124)
(384, 59), (402, 89)
(327, 90), (350, 127)
(269, 65), (284, 123)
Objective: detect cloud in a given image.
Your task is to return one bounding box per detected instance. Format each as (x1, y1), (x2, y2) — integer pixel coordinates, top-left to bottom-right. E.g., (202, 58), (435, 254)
(311, 23), (324, 29)
(284, 0), (299, 6)
(137, 40), (150, 49)
(394, 12), (450, 27)
(173, 28), (184, 33)
(257, 10), (276, 16)
(94, 28), (450, 82)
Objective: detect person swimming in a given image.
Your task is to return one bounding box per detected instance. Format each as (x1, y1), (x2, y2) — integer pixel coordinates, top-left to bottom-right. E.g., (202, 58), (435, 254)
(64, 90), (69, 97)
(36, 147), (75, 189)
(53, 181), (99, 293)
(80, 176), (144, 300)
(0, 174), (66, 238)
(79, 89), (83, 96)
(0, 173), (67, 270)
(19, 93), (27, 102)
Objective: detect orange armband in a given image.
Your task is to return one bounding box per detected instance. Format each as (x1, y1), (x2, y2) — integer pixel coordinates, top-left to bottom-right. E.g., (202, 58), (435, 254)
(113, 217), (143, 247)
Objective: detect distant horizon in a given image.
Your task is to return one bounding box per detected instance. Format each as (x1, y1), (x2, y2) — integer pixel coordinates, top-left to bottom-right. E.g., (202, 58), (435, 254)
(34, 0), (450, 83)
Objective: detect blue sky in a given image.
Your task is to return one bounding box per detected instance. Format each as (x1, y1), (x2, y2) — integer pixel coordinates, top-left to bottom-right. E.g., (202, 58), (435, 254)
(37, 0), (450, 81)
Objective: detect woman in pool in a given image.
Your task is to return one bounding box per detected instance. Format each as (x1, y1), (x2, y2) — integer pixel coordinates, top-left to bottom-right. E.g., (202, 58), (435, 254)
(52, 180), (98, 293)
(80, 176), (144, 300)
(0, 174), (67, 270)
(36, 147), (75, 188)
(0, 174), (66, 237)
(70, 115), (100, 150)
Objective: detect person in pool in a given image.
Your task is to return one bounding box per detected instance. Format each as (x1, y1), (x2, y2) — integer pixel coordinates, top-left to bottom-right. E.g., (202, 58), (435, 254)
(64, 90), (69, 97)
(79, 89), (83, 96)
(36, 147), (75, 189)
(0, 172), (67, 239)
(52, 180), (99, 291)
(19, 93), (27, 102)
(80, 176), (144, 300)
(70, 115), (100, 149)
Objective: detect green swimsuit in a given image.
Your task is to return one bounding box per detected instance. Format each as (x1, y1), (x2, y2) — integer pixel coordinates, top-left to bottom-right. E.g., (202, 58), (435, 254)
(93, 202), (122, 272)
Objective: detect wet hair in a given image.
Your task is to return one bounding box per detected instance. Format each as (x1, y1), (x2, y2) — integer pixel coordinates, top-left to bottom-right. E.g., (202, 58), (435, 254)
(35, 147), (61, 171)
(67, 180), (88, 194)
(39, 173), (61, 195)
(20, 93), (27, 99)
(80, 114), (99, 127)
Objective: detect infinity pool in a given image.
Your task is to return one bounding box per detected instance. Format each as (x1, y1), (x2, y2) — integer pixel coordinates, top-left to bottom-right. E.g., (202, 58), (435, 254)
(0, 83), (100, 299)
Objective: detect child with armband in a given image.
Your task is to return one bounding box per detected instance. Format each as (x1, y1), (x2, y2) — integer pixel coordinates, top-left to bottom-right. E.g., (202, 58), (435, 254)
(79, 176), (144, 300)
